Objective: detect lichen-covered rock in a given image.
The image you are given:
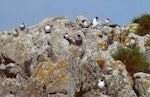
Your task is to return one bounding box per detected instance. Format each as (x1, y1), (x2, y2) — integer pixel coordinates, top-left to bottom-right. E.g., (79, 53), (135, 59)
(103, 60), (137, 97)
(76, 16), (91, 27)
(0, 33), (36, 65)
(134, 72), (150, 97)
(145, 47), (150, 66)
(0, 16), (149, 97)
(31, 60), (71, 96)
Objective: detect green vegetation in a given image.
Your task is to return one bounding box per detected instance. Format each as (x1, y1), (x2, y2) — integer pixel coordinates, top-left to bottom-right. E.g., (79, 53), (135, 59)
(111, 46), (150, 76)
(132, 14), (150, 36)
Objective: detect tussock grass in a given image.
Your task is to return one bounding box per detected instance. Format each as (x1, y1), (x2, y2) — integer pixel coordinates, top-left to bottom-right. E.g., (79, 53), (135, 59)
(111, 47), (150, 76)
(132, 14), (150, 36)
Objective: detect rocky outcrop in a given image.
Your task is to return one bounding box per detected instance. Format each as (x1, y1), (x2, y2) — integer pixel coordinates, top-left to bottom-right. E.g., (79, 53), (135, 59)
(0, 16), (149, 97)
(134, 72), (150, 97)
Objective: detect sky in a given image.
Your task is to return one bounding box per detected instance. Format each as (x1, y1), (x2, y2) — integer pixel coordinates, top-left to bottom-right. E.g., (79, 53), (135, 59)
(0, 0), (150, 32)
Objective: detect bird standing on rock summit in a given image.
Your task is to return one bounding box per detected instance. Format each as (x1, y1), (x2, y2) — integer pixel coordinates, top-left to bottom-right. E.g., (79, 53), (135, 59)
(98, 18), (111, 27)
(44, 24), (51, 33)
(91, 16), (99, 28)
(79, 20), (92, 28)
(75, 35), (83, 46)
(19, 22), (25, 31)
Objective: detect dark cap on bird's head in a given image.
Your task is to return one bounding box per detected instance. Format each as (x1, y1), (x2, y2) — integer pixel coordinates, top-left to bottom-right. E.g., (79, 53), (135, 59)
(106, 18), (111, 21)
(95, 16), (99, 20)
(77, 34), (81, 37)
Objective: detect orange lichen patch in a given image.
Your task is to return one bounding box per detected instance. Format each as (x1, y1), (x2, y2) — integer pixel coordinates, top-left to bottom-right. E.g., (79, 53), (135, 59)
(97, 57), (106, 69)
(32, 62), (54, 85)
(56, 60), (68, 70)
(46, 60), (69, 93)
(53, 60), (68, 76)
(56, 75), (68, 83)
(32, 60), (69, 88)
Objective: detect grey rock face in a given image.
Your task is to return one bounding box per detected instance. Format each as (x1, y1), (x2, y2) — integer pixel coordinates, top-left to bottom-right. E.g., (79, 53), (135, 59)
(134, 72), (150, 97)
(145, 47), (150, 64)
(0, 16), (149, 97)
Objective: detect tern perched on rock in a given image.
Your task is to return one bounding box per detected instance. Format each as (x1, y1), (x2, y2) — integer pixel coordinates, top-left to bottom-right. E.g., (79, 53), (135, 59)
(79, 20), (92, 28)
(128, 38), (136, 48)
(12, 29), (19, 37)
(64, 33), (69, 40)
(44, 24), (51, 33)
(91, 16), (99, 28)
(75, 34), (83, 46)
(64, 33), (75, 45)
(98, 79), (107, 91)
(98, 18), (111, 27)
(19, 22), (25, 31)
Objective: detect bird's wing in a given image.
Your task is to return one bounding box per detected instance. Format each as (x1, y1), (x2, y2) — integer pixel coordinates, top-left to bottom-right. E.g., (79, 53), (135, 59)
(97, 20), (105, 25)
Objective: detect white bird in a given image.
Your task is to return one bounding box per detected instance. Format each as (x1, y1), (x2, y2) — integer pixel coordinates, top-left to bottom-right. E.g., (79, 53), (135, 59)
(91, 16), (99, 28)
(44, 24), (51, 33)
(64, 33), (74, 45)
(98, 79), (106, 90)
(79, 20), (92, 28)
(20, 22), (25, 31)
(98, 18), (111, 27)
(12, 29), (19, 37)
(129, 38), (136, 48)
(64, 33), (69, 40)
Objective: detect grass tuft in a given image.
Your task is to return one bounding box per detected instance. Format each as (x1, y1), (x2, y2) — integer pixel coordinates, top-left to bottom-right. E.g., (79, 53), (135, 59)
(132, 14), (150, 36)
(111, 46), (150, 76)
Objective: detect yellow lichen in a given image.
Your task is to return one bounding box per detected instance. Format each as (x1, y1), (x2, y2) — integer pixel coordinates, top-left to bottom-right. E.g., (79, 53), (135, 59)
(118, 67), (124, 72)
(144, 37), (150, 46)
(26, 83), (42, 97)
(129, 23), (138, 33)
(113, 33), (121, 42)
(32, 62), (54, 85)
(99, 42), (106, 49)
(32, 60), (69, 87)
(111, 60), (122, 66)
